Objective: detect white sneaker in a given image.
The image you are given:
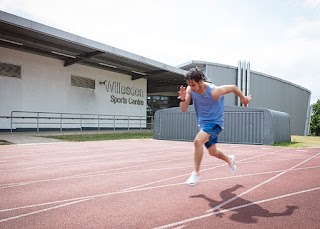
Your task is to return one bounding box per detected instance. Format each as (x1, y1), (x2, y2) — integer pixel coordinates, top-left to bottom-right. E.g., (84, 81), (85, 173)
(229, 155), (237, 175)
(185, 171), (200, 186)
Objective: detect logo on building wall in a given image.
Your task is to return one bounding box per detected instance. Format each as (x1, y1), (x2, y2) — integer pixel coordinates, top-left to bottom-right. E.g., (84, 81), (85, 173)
(101, 80), (145, 106)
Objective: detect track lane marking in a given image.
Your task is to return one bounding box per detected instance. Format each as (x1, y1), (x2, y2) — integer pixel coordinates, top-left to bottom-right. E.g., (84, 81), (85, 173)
(153, 152), (320, 229)
(0, 198), (93, 223)
(205, 152), (320, 213)
(0, 157), (191, 189)
(2, 157), (310, 190)
(1, 165), (319, 214)
(123, 149), (288, 191)
(154, 186), (320, 229)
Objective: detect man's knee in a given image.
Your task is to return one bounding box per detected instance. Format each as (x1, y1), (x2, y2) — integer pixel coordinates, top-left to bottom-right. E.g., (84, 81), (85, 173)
(194, 138), (205, 147)
(208, 146), (218, 156)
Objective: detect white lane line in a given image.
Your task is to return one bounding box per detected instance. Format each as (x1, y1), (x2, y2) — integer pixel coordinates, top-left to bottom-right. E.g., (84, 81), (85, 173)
(154, 186), (320, 229)
(0, 150), (177, 172)
(1, 144), (192, 159)
(216, 186), (320, 214)
(0, 164), (195, 189)
(200, 165), (320, 184)
(0, 158), (152, 172)
(1, 156), (308, 190)
(205, 152), (320, 213)
(0, 148), (317, 223)
(122, 164), (227, 192)
(2, 165), (319, 214)
(0, 157), (191, 189)
(0, 198), (93, 223)
(1, 166), (319, 224)
(123, 149), (288, 191)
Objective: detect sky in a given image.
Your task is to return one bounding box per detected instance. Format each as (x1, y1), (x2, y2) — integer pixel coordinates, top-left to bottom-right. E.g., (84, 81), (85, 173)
(1, 0), (320, 104)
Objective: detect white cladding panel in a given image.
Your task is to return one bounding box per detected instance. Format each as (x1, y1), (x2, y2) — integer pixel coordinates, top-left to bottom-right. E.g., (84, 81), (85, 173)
(0, 47), (147, 129)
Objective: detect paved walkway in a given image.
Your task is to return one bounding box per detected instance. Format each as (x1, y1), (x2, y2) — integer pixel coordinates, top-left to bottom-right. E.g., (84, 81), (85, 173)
(0, 132), (64, 144)
(0, 130), (151, 144)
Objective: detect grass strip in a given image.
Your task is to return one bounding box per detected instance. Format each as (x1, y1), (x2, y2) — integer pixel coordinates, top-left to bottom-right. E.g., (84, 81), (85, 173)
(46, 131), (153, 142)
(0, 140), (13, 145)
(273, 135), (320, 148)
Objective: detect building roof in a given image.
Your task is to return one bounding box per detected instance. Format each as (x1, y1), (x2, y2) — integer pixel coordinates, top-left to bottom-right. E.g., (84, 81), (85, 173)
(0, 11), (187, 93)
(177, 60), (237, 71)
(177, 60), (310, 93)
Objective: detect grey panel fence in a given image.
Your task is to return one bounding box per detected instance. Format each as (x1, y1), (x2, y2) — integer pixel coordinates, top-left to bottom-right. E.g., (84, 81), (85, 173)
(153, 106), (291, 145)
(220, 111), (264, 144)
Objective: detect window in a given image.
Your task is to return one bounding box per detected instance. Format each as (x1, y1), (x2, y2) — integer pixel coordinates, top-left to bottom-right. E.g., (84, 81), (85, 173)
(71, 75), (95, 89)
(0, 62), (21, 78)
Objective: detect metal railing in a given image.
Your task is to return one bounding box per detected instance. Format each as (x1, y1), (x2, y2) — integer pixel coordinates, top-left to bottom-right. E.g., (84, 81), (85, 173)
(4, 111), (154, 133)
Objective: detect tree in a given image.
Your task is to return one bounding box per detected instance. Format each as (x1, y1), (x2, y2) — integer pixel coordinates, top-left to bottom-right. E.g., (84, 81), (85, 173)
(310, 99), (320, 136)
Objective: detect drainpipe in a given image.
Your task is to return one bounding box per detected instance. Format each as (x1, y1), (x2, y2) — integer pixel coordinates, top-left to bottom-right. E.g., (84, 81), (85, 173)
(242, 61), (247, 106)
(237, 61), (242, 106)
(246, 62), (250, 107)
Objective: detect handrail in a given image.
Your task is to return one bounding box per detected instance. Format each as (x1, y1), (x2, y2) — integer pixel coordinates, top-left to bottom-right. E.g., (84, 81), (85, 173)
(6, 111), (154, 133)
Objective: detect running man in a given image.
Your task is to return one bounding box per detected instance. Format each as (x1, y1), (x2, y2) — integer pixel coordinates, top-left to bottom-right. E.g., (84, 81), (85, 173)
(178, 68), (251, 186)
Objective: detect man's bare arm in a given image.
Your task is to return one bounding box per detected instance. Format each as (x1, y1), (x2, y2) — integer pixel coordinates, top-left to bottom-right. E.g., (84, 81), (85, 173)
(211, 85), (251, 106)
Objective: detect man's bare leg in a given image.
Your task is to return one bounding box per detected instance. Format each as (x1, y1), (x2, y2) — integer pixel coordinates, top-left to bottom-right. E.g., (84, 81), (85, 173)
(208, 144), (237, 175)
(193, 131), (209, 175)
(185, 131), (209, 186)
(207, 144), (231, 164)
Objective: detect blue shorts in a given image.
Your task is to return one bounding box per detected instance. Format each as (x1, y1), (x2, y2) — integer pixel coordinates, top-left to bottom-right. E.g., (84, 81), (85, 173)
(200, 123), (222, 149)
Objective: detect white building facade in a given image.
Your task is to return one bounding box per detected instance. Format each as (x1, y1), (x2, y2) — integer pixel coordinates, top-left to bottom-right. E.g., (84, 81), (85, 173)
(0, 47), (147, 130)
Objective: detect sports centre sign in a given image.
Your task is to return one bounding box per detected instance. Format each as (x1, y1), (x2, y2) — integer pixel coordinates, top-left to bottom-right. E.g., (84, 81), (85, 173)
(103, 80), (145, 106)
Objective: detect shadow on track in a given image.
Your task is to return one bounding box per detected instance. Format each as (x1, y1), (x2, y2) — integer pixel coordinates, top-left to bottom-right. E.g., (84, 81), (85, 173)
(190, 184), (299, 224)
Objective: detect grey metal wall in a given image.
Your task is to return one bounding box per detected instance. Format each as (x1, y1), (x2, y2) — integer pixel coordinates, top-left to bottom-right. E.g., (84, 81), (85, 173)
(181, 62), (311, 135)
(206, 64), (238, 106)
(249, 72), (310, 135)
(153, 106), (291, 145)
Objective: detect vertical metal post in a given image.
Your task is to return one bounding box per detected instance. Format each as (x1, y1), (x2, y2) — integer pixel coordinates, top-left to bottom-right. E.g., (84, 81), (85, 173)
(98, 115), (100, 131)
(128, 116), (130, 130)
(113, 115), (116, 131)
(10, 111), (13, 134)
(37, 112), (39, 133)
(60, 113), (62, 132)
(80, 114), (82, 132)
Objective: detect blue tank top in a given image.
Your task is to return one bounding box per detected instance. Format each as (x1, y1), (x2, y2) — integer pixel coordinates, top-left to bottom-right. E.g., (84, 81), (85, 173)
(190, 83), (224, 128)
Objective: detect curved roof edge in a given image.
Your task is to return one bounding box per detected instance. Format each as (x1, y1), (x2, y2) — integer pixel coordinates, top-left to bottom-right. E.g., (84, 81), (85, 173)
(177, 60), (311, 93)
(176, 60), (238, 70)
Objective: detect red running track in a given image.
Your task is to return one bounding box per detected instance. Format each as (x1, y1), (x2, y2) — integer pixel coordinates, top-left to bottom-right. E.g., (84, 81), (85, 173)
(0, 139), (319, 228)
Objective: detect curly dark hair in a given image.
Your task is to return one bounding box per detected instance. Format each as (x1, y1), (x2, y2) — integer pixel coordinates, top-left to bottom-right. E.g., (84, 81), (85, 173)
(184, 67), (207, 82)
